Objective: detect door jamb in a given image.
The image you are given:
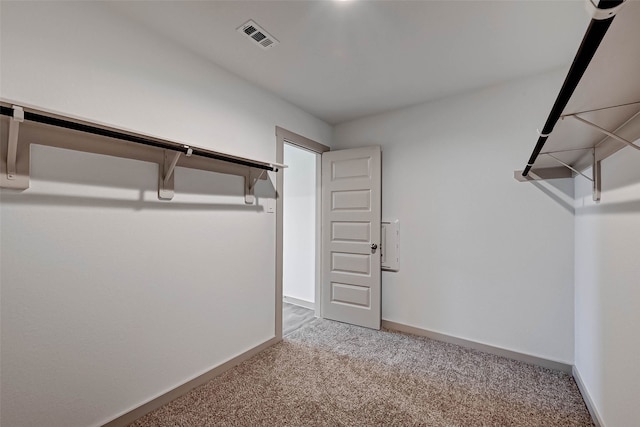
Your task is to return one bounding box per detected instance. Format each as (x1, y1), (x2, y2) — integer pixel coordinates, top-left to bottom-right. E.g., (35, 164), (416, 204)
(275, 126), (329, 340)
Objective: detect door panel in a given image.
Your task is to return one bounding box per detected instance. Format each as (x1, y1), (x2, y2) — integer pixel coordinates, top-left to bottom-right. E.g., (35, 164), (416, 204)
(331, 283), (370, 307)
(331, 222), (371, 242)
(332, 252), (371, 275)
(332, 190), (371, 210)
(331, 157), (371, 179)
(322, 146), (381, 329)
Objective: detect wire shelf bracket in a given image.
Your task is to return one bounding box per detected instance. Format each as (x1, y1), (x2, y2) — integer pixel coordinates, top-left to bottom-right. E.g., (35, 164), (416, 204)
(515, 0), (639, 202)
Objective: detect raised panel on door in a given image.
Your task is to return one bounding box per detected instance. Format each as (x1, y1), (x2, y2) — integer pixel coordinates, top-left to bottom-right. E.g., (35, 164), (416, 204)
(321, 146), (381, 329)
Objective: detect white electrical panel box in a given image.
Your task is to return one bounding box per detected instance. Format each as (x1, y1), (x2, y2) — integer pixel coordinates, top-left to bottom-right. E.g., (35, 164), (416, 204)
(381, 220), (399, 271)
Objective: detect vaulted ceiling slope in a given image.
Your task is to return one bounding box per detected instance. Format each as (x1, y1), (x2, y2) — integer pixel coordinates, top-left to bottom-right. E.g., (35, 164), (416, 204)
(107, 1), (592, 125)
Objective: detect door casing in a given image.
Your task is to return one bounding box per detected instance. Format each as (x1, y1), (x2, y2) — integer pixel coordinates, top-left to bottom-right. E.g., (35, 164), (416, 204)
(276, 129), (382, 335)
(275, 127), (329, 339)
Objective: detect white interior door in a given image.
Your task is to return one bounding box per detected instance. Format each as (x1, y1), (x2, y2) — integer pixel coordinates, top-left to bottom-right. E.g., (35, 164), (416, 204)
(321, 146), (381, 329)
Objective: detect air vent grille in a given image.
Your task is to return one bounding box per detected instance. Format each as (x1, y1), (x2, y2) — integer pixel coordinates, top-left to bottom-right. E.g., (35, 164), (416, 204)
(251, 32), (266, 42)
(237, 20), (279, 50)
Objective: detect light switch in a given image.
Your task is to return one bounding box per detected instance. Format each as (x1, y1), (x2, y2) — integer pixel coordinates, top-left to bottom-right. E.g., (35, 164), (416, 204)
(266, 199), (275, 213)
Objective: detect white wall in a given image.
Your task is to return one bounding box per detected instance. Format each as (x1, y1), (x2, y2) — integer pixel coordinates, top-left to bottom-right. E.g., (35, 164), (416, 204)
(574, 149), (640, 426)
(0, 2), (331, 427)
(283, 144), (317, 304)
(334, 70), (575, 363)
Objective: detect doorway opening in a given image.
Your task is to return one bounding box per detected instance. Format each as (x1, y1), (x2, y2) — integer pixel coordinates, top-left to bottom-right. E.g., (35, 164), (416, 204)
(276, 127), (382, 336)
(283, 142), (318, 335)
(276, 127), (329, 338)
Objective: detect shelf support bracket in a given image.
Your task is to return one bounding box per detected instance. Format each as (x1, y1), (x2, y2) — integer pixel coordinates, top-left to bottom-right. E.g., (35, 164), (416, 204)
(245, 169), (266, 204)
(513, 167), (572, 181)
(593, 148), (601, 202)
(545, 153), (593, 182)
(1, 105), (30, 190)
(544, 149), (602, 202)
(7, 106), (24, 180)
(158, 145), (192, 200)
(517, 149), (602, 202)
(544, 150), (602, 200)
(570, 115), (640, 151)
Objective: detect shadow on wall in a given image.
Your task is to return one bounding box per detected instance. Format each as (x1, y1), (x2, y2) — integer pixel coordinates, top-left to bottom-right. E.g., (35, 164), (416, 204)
(531, 178), (575, 214)
(0, 144), (276, 211)
(575, 151), (640, 214)
(576, 199), (640, 215)
(0, 192), (265, 212)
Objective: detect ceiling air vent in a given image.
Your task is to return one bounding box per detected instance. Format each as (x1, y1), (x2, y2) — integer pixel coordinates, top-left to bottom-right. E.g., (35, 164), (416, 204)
(237, 20), (279, 50)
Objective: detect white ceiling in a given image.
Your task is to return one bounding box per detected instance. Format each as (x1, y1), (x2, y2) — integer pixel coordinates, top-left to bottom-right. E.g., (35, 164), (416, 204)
(107, 1), (592, 125)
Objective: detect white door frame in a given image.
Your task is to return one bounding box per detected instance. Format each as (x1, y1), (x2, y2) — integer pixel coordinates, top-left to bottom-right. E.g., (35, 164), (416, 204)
(275, 126), (329, 340)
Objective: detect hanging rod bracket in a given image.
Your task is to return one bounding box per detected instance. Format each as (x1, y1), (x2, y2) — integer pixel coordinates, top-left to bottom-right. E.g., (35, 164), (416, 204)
(1, 105), (30, 190)
(158, 150), (177, 200)
(516, 149), (603, 202)
(592, 148), (601, 202)
(163, 152), (181, 185)
(158, 145), (194, 200)
(585, 0), (626, 20)
(245, 168), (267, 204)
(7, 106), (24, 180)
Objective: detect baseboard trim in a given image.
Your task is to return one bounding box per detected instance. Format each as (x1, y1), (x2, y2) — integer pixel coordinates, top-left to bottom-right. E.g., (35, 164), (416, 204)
(381, 320), (572, 374)
(101, 336), (280, 427)
(572, 366), (604, 427)
(283, 295), (315, 310)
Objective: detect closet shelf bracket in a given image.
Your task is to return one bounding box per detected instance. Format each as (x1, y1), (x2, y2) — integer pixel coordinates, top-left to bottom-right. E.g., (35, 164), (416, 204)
(1, 105), (30, 190)
(569, 114), (640, 151)
(513, 167), (573, 182)
(517, 148), (602, 202)
(158, 146), (193, 200)
(245, 169), (267, 204)
(545, 152), (593, 182)
(7, 105), (24, 180)
(548, 148), (601, 202)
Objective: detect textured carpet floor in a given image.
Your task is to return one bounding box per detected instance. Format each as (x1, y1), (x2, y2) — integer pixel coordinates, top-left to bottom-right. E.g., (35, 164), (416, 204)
(283, 302), (316, 336)
(131, 319), (593, 426)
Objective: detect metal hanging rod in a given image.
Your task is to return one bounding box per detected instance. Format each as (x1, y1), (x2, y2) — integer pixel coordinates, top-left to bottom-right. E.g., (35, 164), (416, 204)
(522, 0), (626, 177)
(0, 105), (278, 172)
(560, 100), (640, 118)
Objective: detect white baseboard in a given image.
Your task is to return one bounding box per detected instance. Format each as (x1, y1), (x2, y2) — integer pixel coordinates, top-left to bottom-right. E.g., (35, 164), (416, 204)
(101, 337), (280, 427)
(572, 366), (604, 427)
(100, 320), (580, 426)
(381, 320), (573, 374)
(283, 295), (315, 310)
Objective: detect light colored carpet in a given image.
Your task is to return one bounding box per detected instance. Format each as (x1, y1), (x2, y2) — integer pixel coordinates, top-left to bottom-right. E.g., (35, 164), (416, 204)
(283, 301), (316, 336)
(130, 318), (593, 426)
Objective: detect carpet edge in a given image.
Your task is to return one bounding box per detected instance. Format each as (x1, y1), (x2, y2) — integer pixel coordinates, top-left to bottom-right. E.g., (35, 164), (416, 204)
(381, 320), (573, 374)
(100, 336), (281, 427)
